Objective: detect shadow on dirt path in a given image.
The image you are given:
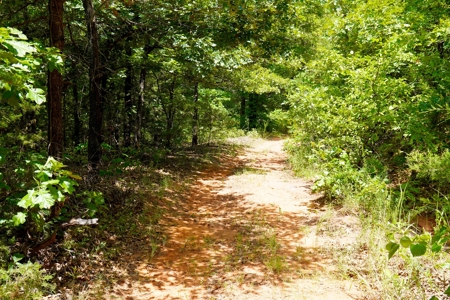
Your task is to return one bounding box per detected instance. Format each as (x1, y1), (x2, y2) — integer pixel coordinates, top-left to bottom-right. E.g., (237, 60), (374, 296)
(110, 138), (363, 299)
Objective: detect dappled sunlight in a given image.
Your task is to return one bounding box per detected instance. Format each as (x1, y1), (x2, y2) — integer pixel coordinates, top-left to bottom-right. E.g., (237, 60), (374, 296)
(106, 139), (361, 300)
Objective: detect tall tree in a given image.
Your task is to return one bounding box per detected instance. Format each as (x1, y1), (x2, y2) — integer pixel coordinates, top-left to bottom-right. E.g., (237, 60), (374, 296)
(47, 0), (64, 159)
(191, 82), (199, 146)
(82, 0), (103, 178)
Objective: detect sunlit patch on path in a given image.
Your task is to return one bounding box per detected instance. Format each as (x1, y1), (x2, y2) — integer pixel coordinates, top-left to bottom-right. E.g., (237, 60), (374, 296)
(109, 138), (362, 299)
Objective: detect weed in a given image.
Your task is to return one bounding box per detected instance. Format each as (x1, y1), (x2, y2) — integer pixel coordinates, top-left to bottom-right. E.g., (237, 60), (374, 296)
(265, 255), (286, 274)
(0, 262), (54, 300)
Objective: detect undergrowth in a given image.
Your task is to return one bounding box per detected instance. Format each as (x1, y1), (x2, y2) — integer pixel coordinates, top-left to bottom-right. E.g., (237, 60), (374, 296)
(0, 141), (242, 299)
(285, 139), (450, 299)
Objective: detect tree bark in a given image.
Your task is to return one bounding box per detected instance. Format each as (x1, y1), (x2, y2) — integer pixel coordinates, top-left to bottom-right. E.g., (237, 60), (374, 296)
(123, 44), (132, 147)
(48, 0), (64, 159)
(136, 68), (146, 149)
(248, 93), (258, 130)
(240, 93), (246, 130)
(191, 82), (199, 147)
(72, 78), (80, 147)
(83, 0), (103, 178)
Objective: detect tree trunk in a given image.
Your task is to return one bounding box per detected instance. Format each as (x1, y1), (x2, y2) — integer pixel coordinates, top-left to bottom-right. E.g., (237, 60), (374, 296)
(83, 0), (103, 178)
(48, 0), (64, 159)
(191, 82), (199, 147)
(136, 68), (146, 149)
(123, 44), (132, 147)
(240, 93), (246, 130)
(72, 79), (81, 148)
(248, 93), (258, 130)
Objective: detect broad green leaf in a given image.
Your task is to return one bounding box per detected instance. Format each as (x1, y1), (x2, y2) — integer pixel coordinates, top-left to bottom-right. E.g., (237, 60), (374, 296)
(8, 28), (27, 39)
(400, 236), (412, 248)
(48, 54), (63, 72)
(18, 190), (35, 208)
(0, 50), (17, 62)
(66, 172), (82, 180)
(386, 242), (400, 259)
(431, 243), (442, 253)
(34, 191), (55, 209)
(429, 296), (438, 300)
(410, 243), (427, 257)
(59, 177), (76, 194)
(444, 285), (450, 296)
(35, 170), (52, 181)
(432, 226), (447, 244)
(4, 40), (36, 57)
(26, 88), (45, 104)
(12, 253), (25, 263)
(43, 179), (60, 186)
(48, 185), (64, 201)
(12, 212), (26, 226)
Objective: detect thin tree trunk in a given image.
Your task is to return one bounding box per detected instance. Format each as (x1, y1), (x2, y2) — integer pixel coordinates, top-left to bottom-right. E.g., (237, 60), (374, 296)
(48, 0), (64, 159)
(136, 68), (146, 149)
(191, 82), (199, 147)
(123, 44), (132, 147)
(83, 0), (103, 178)
(72, 79), (80, 147)
(248, 93), (257, 130)
(240, 93), (246, 130)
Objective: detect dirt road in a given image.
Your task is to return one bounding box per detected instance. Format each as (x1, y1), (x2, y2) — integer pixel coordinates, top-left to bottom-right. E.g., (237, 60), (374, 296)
(111, 138), (362, 299)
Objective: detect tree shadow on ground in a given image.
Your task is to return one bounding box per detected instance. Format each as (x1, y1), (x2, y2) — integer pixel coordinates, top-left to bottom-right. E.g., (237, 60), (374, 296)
(105, 144), (334, 300)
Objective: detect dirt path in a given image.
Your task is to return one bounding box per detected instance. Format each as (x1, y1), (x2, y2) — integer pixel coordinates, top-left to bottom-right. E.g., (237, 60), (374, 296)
(111, 138), (362, 299)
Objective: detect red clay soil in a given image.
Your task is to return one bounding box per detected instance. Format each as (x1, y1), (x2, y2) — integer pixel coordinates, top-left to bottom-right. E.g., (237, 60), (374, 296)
(109, 138), (363, 299)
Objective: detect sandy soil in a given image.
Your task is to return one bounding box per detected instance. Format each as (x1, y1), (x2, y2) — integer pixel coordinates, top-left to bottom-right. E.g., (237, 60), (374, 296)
(109, 138), (363, 300)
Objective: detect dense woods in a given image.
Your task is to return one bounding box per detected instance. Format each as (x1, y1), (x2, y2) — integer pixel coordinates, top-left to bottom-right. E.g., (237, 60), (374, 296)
(1, 0), (450, 298)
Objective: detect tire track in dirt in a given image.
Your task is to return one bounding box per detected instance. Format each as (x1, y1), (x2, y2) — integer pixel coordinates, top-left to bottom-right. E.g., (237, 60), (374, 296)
(110, 138), (362, 299)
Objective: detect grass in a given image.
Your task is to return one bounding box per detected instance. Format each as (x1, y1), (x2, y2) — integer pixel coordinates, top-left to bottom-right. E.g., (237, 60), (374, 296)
(34, 143), (240, 298)
(286, 143), (450, 299)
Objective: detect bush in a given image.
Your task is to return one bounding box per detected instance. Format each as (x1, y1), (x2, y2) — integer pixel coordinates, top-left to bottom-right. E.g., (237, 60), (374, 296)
(0, 262), (54, 300)
(407, 150), (450, 190)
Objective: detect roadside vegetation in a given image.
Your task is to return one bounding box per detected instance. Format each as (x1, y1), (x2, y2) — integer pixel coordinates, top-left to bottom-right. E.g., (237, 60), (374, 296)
(286, 1), (450, 299)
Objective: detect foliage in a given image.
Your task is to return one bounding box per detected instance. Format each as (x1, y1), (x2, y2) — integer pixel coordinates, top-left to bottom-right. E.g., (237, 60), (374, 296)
(0, 261), (54, 300)
(408, 150), (450, 190)
(0, 27), (45, 106)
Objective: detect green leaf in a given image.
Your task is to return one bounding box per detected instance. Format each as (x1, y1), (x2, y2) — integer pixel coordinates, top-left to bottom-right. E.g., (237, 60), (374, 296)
(400, 236), (412, 248)
(66, 172), (82, 180)
(429, 296), (439, 300)
(432, 226), (447, 244)
(410, 243), (427, 257)
(43, 179), (60, 186)
(4, 40), (36, 57)
(48, 185), (64, 201)
(8, 28), (27, 40)
(12, 253), (25, 263)
(59, 177), (76, 194)
(17, 190), (35, 209)
(26, 88), (45, 104)
(0, 147), (7, 163)
(34, 191), (55, 209)
(431, 243), (442, 253)
(386, 242), (400, 259)
(444, 285), (450, 296)
(47, 53), (63, 72)
(12, 212), (26, 226)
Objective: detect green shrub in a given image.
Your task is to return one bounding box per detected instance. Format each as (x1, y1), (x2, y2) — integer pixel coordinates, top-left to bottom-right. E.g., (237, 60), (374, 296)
(0, 262), (54, 300)
(407, 150), (450, 190)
